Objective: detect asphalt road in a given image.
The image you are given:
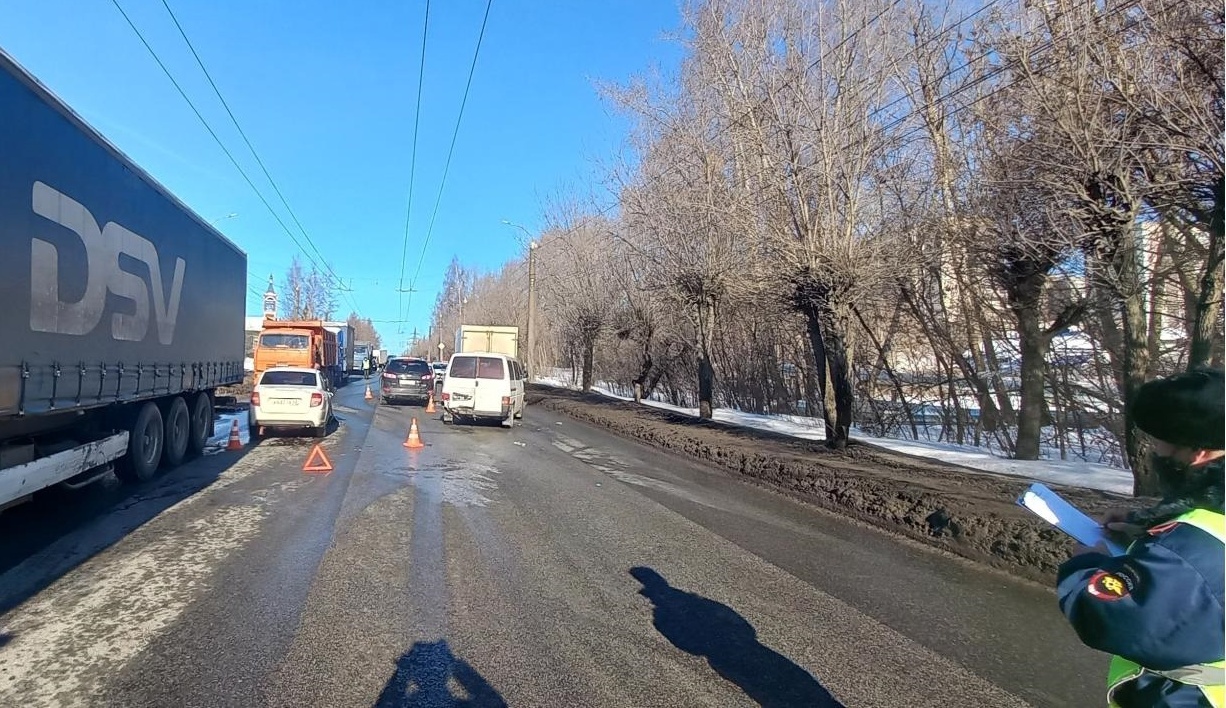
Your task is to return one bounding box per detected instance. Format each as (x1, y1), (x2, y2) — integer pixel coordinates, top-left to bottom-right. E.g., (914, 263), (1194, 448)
(0, 377), (1105, 707)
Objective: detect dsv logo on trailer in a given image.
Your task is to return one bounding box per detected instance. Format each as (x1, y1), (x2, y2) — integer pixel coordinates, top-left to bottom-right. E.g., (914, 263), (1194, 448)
(28, 181), (186, 344)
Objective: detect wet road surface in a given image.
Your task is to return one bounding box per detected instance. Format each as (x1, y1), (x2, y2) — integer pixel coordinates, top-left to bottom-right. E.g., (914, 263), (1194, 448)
(0, 379), (1103, 706)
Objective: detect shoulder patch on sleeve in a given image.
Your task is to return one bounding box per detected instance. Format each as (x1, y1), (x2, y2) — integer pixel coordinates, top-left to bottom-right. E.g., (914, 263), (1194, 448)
(1087, 570), (1134, 601)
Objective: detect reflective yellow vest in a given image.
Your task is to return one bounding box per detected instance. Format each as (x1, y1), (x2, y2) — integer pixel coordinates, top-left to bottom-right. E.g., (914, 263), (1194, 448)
(1106, 508), (1225, 708)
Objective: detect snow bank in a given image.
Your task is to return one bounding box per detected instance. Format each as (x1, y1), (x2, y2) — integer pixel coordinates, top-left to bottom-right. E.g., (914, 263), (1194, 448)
(534, 375), (1133, 496)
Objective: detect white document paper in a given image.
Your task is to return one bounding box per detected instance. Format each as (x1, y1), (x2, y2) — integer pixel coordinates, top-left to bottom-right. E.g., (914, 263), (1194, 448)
(1017, 483), (1126, 555)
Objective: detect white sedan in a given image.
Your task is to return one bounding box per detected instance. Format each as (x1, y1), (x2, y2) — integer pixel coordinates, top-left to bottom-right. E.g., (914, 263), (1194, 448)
(250, 367), (333, 438)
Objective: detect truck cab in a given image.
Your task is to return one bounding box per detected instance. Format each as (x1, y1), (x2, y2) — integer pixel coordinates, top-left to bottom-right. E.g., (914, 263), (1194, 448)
(253, 321), (341, 389)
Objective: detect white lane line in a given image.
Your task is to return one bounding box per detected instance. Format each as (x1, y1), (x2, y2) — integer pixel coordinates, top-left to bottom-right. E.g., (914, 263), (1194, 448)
(0, 503), (269, 706)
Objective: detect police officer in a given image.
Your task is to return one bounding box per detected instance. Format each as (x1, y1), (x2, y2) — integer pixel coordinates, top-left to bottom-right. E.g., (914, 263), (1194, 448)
(1057, 368), (1224, 707)
(362, 356), (370, 379)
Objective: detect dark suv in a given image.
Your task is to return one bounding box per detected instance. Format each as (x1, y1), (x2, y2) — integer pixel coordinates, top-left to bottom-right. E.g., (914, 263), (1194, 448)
(380, 357), (434, 405)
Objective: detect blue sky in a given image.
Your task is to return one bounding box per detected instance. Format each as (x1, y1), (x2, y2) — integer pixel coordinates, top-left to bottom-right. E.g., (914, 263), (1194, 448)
(1, 0), (682, 352)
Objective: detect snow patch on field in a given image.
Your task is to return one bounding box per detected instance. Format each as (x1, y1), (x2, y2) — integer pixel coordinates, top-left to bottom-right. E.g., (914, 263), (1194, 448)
(534, 376), (1133, 496)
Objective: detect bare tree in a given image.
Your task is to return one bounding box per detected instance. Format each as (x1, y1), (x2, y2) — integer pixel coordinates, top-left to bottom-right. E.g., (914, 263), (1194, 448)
(608, 66), (756, 418)
(346, 312), (382, 348)
(281, 256), (306, 320)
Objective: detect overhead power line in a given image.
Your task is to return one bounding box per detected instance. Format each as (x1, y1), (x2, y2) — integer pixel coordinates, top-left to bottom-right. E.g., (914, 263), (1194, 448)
(158, 0), (351, 299)
(403, 0), (495, 322)
(109, 0), (358, 311)
(397, 0), (432, 333)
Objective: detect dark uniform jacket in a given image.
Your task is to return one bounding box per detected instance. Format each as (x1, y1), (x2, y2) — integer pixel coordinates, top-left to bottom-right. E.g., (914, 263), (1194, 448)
(1057, 483), (1225, 708)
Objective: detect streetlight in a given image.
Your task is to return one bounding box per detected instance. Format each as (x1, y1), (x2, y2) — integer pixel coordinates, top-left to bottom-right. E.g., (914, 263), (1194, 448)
(500, 220), (539, 380)
(209, 212), (239, 226)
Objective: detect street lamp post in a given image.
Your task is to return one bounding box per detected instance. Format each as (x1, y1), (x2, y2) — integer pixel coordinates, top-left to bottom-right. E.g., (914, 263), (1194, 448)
(526, 241), (538, 380)
(209, 212), (239, 226)
(501, 220), (539, 380)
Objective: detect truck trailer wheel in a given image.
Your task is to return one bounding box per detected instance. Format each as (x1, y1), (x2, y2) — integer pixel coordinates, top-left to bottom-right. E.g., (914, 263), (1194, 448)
(115, 402), (164, 483)
(161, 396), (190, 469)
(187, 392), (213, 458)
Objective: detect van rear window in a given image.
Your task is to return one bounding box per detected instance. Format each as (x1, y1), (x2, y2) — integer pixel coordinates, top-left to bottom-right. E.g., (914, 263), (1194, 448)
(477, 357), (505, 380)
(449, 356), (505, 380)
(449, 356), (477, 378)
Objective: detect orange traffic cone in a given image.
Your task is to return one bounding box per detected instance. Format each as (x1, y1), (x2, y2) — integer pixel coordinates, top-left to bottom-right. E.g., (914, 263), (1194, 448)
(403, 418), (425, 449)
(226, 419), (243, 451)
(365, 385), (374, 402)
(425, 392), (436, 414)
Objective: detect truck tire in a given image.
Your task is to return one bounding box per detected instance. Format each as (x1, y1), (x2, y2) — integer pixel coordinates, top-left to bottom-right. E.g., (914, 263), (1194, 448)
(115, 402), (164, 483)
(187, 392), (213, 458)
(161, 396), (190, 469)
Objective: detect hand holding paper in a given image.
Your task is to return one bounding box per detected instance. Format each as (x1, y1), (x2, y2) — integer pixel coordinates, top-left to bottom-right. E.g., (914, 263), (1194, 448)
(1017, 483), (1127, 556)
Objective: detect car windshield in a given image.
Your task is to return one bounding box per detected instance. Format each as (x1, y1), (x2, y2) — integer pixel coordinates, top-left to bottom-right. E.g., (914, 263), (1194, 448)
(260, 370), (318, 386)
(386, 359), (431, 375)
(259, 333), (309, 349)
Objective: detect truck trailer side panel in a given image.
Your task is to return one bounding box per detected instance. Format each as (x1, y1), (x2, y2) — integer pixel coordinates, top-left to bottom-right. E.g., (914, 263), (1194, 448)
(0, 50), (246, 421)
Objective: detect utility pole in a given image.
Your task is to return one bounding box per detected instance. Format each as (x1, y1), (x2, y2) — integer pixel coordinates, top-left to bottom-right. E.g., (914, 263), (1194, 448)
(500, 220), (540, 379)
(527, 240), (539, 380)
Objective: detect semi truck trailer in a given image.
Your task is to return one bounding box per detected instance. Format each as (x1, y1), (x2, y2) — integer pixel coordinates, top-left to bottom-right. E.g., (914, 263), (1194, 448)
(0, 48), (247, 509)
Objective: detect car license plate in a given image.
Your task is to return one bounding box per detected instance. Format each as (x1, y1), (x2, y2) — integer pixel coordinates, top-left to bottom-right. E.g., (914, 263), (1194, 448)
(273, 398), (300, 406)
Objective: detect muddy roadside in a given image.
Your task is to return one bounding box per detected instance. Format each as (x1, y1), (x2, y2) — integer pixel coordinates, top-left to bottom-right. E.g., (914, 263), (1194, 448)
(527, 384), (1150, 584)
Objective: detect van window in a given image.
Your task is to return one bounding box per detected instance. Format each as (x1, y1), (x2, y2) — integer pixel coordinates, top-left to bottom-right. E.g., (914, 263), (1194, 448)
(511, 360), (522, 380)
(477, 357), (505, 380)
(450, 356), (478, 378)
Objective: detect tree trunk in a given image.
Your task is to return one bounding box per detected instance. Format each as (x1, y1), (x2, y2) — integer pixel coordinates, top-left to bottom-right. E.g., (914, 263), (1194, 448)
(802, 309), (833, 440)
(696, 298), (716, 419)
(1121, 289), (1156, 495)
(1188, 201), (1224, 369)
(1011, 273), (1048, 460)
(818, 304), (855, 449)
(632, 347), (653, 403)
(580, 337), (596, 392)
(1090, 223), (1157, 495)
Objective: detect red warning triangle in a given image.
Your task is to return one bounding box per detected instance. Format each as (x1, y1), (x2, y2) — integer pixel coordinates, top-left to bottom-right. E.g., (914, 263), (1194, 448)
(302, 443), (333, 473)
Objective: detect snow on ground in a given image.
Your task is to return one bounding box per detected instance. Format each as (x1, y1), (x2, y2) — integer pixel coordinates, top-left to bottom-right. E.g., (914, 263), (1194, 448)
(534, 375), (1134, 496)
(204, 408), (251, 455)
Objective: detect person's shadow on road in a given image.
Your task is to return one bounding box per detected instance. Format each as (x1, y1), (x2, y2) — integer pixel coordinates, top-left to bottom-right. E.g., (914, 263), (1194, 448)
(630, 566), (845, 708)
(374, 640), (506, 708)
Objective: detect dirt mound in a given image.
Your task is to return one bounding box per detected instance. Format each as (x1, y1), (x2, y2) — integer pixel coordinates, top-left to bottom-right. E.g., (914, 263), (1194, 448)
(528, 385), (1147, 584)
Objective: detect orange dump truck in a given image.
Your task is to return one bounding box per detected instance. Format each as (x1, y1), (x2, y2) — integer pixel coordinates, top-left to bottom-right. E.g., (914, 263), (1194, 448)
(252, 320), (343, 388)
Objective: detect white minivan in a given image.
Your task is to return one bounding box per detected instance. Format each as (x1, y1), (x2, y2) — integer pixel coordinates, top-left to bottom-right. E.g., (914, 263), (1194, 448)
(440, 352), (525, 427)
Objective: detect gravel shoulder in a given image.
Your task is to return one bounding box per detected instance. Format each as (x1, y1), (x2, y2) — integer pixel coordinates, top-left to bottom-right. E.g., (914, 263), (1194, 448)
(527, 384), (1146, 584)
